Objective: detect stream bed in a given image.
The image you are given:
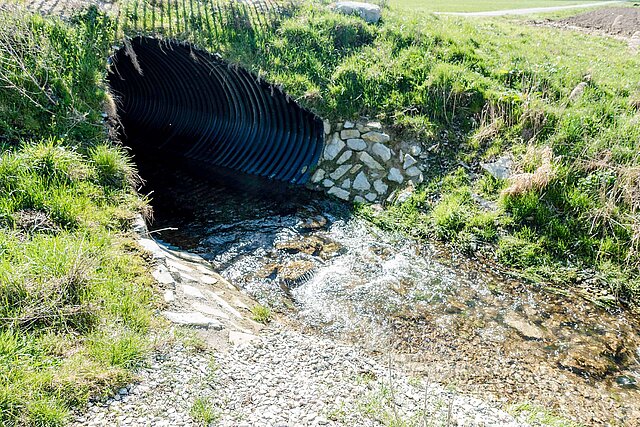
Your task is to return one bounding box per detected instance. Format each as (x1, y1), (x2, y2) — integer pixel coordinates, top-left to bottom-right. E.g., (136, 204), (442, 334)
(139, 154), (640, 426)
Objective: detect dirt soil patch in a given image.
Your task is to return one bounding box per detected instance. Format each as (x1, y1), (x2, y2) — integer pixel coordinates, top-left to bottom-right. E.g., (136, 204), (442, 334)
(557, 6), (640, 37)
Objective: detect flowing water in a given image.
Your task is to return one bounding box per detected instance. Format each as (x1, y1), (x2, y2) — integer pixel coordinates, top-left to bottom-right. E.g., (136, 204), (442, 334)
(139, 154), (640, 426)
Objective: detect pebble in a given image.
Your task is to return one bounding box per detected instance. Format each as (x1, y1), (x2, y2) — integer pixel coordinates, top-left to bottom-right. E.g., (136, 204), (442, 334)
(73, 327), (527, 427)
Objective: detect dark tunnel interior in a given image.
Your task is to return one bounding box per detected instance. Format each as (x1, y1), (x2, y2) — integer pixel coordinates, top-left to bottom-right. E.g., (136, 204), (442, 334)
(107, 37), (325, 186)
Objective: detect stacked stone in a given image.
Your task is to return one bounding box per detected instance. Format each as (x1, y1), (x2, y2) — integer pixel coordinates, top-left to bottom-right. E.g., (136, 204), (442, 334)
(309, 120), (425, 203)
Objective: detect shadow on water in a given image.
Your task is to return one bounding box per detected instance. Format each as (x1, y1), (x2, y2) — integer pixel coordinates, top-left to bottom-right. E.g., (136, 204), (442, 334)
(134, 148), (640, 426)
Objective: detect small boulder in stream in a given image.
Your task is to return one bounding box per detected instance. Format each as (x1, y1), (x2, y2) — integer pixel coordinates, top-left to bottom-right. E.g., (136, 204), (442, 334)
(503, 311), (546, 340)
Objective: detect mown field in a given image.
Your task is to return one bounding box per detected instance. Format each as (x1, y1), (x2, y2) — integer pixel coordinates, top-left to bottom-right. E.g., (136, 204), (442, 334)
(1, 1), (639, 425)
(389, 0), (616, 13)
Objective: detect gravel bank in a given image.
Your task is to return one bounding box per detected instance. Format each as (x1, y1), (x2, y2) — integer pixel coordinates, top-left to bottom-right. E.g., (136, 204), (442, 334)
(74, 326), (527, 426)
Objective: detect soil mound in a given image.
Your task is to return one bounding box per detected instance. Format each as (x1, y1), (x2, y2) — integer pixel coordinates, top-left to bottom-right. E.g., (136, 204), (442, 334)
(558, 6), (640, 37)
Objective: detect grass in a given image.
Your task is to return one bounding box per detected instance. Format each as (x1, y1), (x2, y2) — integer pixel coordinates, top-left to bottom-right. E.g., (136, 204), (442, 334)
(389, 0), (616, 13)
(509, 402), (585, 427)
(1, 1), (639, 423)
(0, 8), (154, 426)
(250, 304), (273, 324)
(190, 397), (220, 426)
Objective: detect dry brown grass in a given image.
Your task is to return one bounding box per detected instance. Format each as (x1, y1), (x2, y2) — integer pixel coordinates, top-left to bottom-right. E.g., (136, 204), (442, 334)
(502, 145), (555, 197)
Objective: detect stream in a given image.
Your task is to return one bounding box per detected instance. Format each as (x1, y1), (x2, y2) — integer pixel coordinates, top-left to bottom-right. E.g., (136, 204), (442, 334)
(139, 153), (640, 426)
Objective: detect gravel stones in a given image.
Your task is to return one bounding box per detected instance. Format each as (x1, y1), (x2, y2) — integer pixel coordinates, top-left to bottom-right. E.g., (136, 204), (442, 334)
(74, 328), (526, 427)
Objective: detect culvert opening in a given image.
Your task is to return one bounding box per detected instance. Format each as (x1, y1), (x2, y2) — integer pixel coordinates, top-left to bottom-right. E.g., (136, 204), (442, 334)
(106, 37), (340, 247)
(107, 36), (325, 187)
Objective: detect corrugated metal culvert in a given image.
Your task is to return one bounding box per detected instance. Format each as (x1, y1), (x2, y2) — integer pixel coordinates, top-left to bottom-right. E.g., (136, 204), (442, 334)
(108, 37), (324, 185)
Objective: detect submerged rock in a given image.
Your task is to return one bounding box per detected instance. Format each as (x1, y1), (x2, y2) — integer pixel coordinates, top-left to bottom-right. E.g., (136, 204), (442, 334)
(559, 343), (617, 378)
(503, 311), (546, 340)
(280, 260), (316, 285)
(298, 215), (328, 231)
(275, 236), (343, 259)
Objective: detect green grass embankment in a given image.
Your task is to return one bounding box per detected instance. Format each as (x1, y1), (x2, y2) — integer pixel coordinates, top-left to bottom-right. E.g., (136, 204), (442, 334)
(1, 1), (639, 424)
(210, 3), (639, 308)
(0, 9), (154, 426)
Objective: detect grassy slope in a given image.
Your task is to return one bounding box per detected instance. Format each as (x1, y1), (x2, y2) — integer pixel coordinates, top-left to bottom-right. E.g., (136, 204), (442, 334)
(196, 2), (640, 308)
(0, 9), (154, 426)
(1, 1), (639, 424)
(388, 0), (613, 13)
(116, 0), (639, 304)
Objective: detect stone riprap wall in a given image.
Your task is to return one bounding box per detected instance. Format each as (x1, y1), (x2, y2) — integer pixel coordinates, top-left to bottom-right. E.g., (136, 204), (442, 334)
(308, 120), (426, 203)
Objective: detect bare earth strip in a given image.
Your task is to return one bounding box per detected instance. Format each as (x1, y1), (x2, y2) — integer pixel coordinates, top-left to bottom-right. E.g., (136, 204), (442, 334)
(437, 1), (622, 17)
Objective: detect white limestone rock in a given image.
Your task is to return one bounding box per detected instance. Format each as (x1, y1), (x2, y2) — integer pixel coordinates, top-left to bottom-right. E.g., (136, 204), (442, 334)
(327, 186), (350, 201)
(323, 133), (345, 161)
(388, 168), (404, 184)
(181, 284), (205, 299)
(329, 164), (352, 180)
(340, 129), (360, 139)
(322, 179), (334, 188)
(354, 195), (366, 204)
(311, 168), (325, 183)
(347, 138), (367, 151)
(372, 143), (392, 162)
(162, 311), (223, 329)
(163, 290), (175, 303)
(352, 171), (371, 191)
(403, 154), (417, 169)
(336, 150), (353, 164)
(228, 330), (259, 346)
(332, 1), (382, 24)
(406, 166), (422, 177)
(341, 178), (352, 189)
(362, 131), (390, 144)
(200, 275), (218, 285)
(373, 179), (388, 194)
(343, 120), (355, 129)
(152, 269), (174, 285)
(365, 192), (377, 201)
(359, 152), (384, 170)
(191, 302), (230, 319)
